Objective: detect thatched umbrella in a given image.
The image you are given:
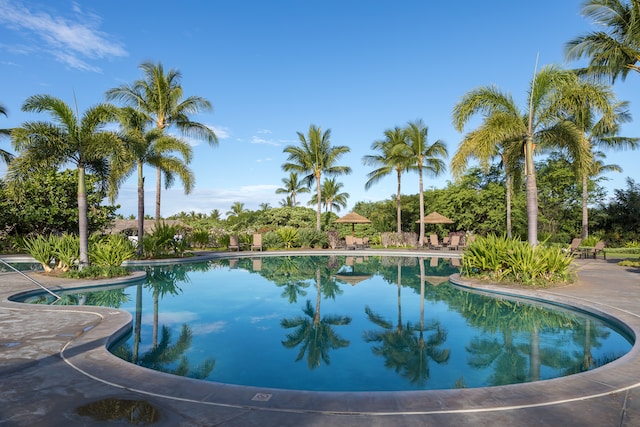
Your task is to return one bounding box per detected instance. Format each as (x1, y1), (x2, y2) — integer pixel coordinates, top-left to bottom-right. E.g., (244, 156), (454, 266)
(335, 212), (371, 236)
(416, 211), (454, 224)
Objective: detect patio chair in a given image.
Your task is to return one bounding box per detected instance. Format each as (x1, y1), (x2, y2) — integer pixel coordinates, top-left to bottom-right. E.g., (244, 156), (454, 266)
(586, 241), (606, 259)
(250, 233), (263, 251)
(354, 237), (364, 249)
(567, 238), (582, 255)
(345, 235), (356, 250)
(448, 235), (460, 251)
(228, 235), (240, 251)
(428, 234), (443, 250)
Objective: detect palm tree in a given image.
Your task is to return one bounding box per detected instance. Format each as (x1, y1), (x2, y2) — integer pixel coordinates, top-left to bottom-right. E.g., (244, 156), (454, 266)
(106, 61), (217, 222)
(275, 172), (310, 206)
(10, 95), (119, 268)
(400, 120), (447, 247)
(0, 103), (15, 165)
(110, 107), (194, 253)
(555, 77), (637, 238)
(565, 0), (640, 83)
(226, 201), (246, 219)
(308, 178), (349, 214)
(363, 127), (411, 233)
(282, 125), (351, 230)
(451, 108), (524, 238)
(452, 66), (582, 246)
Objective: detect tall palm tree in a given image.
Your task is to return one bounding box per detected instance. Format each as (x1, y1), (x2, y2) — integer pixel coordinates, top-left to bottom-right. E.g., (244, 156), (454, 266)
(363, 126), (411, 233)
(400, 120), (447, 247)
(0, 103), (15, 164)
(282, 125), (351, 230)
(451, 109), (524, 238)
(452, 66), (582, 246)
(11, 94), (119, 268)
(565, 0), (640, 83)
(308, 178), (349, 214)
(554, 76), (637, 238)
(275, 172), (309, 206)
(106, 61), (217, 222)
(110, 107), (194, 253)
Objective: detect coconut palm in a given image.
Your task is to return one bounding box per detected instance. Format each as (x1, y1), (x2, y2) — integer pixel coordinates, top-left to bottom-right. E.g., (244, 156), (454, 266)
(0, 103), (15, 165)
(308, 178), (349, 214)
(226, 201), (247, 219)
(400, 120), (447, 247)
(554, 77), (638, 238)
(110, 107), (194, 253)
(275, 172), (310, 206)
(451, 110), (524, 238)
(452, 66), (583, 246)
(363, 126), (412, 233)
(106, 61), (217, 222)
(10, 95), (119, 268)
(565, 0), (640, 83)
(282, 125), (351, 230)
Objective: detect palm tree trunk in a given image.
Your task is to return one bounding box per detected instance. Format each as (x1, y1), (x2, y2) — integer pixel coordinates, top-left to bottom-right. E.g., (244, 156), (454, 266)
(155, 167), (162, 224)
(77, 165), (89, 269)
(137, 162), (145, 256)
(153, 290), (159, 349)
(525, 142), (538, 247)
(418, 167), (425, 247)
(506, 172), (513, 239)
(396, 169), (402, 234)
(315, 173), (322, 231)
(581, 174), (589, 239)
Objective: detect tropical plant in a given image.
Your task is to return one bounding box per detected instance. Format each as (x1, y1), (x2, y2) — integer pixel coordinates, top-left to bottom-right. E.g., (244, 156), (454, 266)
(451, 100), (524, 238)
(308, 178), (349, 213)
(110, 107), (194, 254)
(282, 125), (351, 230)
(399, 120), (448, 247)
(363, 126), (412, 234)
(10, 95), (119, 268)
(277, 226), (299, 249)
(275, 172), (310, 206)
(0, 102), (15, 165)
(106, 61), (217, 221)
(22, 234), (55, 273)
(452, 65), (589, 246)
(566, 0), (640, 83)
(461, 234), (575, 287)
(90, 234), (136, 267)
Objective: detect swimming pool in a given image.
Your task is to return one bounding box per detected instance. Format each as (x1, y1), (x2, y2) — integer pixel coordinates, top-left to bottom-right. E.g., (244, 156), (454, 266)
(21, 255), (633, 392)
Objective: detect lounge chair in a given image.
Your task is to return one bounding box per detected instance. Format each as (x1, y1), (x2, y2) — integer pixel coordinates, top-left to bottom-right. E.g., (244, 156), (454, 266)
(567, 238), (582, 255)
(354, 237), (364, 249)
(586, 241), (606, 259)
(428, 234), (443, 250)
(251, 233), (263, 251)
(228, 235), (240, 251)
(345, 235), (356, 250)
(448, 235), (460, 251)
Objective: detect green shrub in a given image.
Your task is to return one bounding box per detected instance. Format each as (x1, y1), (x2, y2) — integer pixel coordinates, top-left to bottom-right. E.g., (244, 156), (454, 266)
(190, 228), (210, 248)
(90, 234), (136, 267)
(22, 234), (55, 272)
(277, 227), (299, 249)
(53, 233), (79, 272)
(64, 265), (129, 279)
(462, 234), (575, 287)
(296, 228), (327, 248)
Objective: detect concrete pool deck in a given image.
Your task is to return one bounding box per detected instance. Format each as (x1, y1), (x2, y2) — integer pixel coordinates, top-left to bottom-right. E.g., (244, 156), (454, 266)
(0, 251), (639, 426)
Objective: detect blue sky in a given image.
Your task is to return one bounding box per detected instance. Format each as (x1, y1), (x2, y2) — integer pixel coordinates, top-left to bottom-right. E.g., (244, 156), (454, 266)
(1, 0), (639, 218)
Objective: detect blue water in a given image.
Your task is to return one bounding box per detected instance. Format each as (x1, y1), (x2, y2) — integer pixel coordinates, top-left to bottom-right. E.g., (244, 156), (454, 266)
(22, 255), (633, 391)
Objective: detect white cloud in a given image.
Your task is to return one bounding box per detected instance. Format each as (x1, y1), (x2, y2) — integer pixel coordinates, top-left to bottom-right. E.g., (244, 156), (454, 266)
(256, 129), (272, 135)
(0, 0), (127, 71)
(256, 157), (272, 163)
(251, 135), (281, 146)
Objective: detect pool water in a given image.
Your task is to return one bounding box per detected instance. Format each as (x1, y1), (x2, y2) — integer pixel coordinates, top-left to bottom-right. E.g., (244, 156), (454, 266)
(22, 255), (633, 392)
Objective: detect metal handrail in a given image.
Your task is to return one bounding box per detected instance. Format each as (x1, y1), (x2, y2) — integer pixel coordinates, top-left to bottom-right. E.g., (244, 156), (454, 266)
(0, 258), (61, 301)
